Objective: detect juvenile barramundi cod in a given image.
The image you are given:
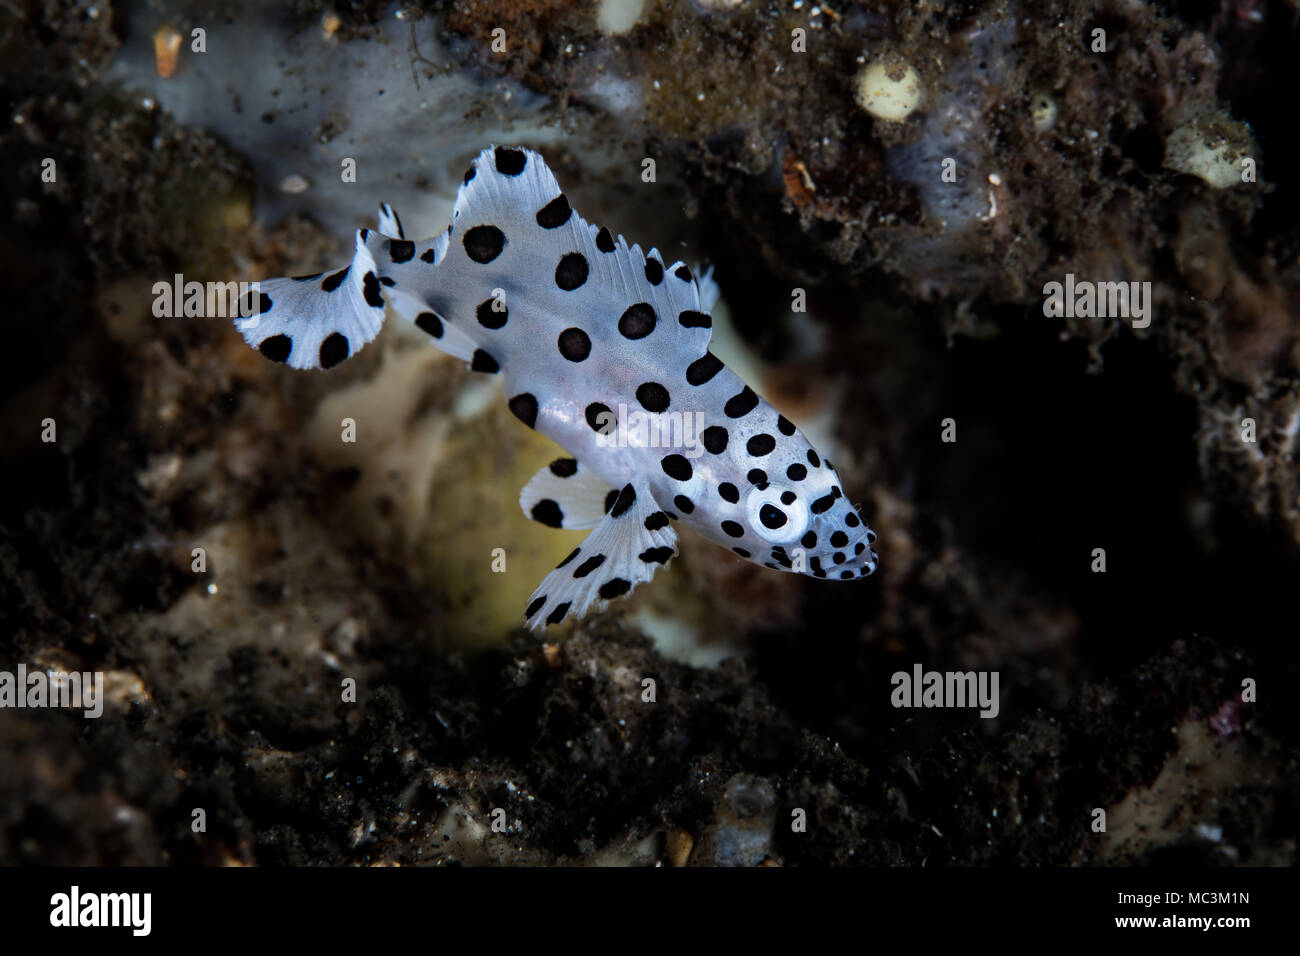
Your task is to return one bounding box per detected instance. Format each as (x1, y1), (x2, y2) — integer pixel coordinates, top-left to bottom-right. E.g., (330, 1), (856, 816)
(234, 146), (878, 628)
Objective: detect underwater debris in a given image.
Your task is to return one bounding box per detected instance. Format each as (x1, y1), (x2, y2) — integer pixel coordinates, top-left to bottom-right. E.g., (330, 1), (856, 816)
(1164, 117), (1257, 189)
(854, 59), (924, 122)
(598, 0), (646, 35)
(1030, 91), (1058, 131)
(152, 25), (182, 79)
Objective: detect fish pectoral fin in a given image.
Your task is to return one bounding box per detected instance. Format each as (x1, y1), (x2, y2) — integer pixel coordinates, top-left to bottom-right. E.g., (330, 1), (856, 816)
(519, 456), (618, 530)
(523, 474), (677, 630)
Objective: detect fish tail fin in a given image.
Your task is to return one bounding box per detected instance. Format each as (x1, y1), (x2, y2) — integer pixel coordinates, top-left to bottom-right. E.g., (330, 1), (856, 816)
(235, 229), (389, 370)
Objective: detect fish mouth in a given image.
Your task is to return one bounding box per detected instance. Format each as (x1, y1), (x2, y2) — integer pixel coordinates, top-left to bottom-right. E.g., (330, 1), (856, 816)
(840, 546), (879, 580)
(810, 528), (877, 580)
(854, 531), (880, 577)
(803, 539), (877, 579)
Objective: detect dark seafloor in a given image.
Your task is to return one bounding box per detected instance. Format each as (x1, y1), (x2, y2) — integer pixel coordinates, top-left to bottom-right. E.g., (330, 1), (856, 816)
(1, 0), (1298, 865)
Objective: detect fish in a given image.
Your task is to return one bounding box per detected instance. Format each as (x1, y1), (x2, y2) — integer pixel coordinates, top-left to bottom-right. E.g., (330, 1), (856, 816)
(234, 145), (878, 629)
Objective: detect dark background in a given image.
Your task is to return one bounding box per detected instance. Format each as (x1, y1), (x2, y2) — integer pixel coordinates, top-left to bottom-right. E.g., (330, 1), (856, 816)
(1, 0), (1297, 865)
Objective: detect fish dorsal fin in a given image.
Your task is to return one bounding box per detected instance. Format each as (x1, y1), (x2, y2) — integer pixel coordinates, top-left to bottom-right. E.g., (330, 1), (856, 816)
(424, 146), (715, 373)
(694, 263), (719, 312)
(376, 202), (405, 239)
(524, 472), (678, 630)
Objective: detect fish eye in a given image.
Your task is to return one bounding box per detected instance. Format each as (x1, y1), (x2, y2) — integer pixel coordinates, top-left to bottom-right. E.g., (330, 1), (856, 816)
(745, 482), (809, 544)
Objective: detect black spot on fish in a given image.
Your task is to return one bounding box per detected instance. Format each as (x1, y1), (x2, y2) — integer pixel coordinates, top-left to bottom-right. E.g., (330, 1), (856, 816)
(686, 352), (724, 386)
(555, 252), (589, 291)
(258, 334), (291, 363)
(644, 512), (669, 531)
(618, 303), (656, 340)
(531, 500), (564, 527)
(362, 271), (384, 308)
(725, 387), (759, 418)
(477, 297), (508, 329)
(508, 393), (538, 428)
(415, 311), (444, 338)
(321, 266), (350, 293)
(636, 382), (670, 412)
(535, 194), (572, 229)
(464, 225), (506, 263)
(702, 425), (728, 454)
(559, 327), (592, 362)
(598, 579), (631, 600)
(470, 349), (500, 374)
(610, 483), (637, 518)
(319, 333), (349, 369)
(586, 402), (613, 434)
(495, 146), (527, 176)
(661, 455), (692, 481)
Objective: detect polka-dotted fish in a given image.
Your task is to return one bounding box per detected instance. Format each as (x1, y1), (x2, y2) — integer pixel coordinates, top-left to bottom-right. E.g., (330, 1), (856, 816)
(235, 146), (878, 629)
